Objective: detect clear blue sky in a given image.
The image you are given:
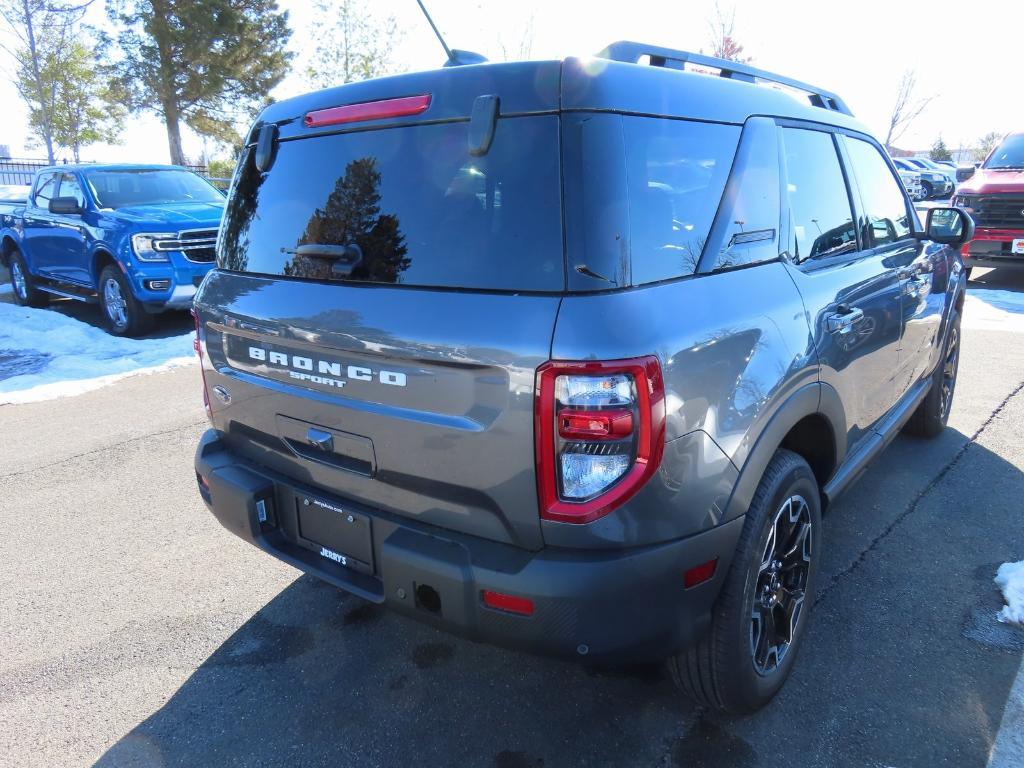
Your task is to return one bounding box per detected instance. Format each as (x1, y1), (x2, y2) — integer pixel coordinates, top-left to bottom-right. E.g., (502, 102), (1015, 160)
(1, 0), (1020, 163)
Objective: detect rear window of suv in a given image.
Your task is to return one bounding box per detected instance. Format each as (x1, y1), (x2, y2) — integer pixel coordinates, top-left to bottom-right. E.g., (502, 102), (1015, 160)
(219, 116), (564, 292)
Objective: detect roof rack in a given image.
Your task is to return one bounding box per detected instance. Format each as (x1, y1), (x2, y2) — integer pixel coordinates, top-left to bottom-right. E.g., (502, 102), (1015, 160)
(595, 41), (854, 117)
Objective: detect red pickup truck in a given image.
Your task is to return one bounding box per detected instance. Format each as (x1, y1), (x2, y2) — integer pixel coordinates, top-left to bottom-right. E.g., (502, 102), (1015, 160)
(954, 131), (1024, 275)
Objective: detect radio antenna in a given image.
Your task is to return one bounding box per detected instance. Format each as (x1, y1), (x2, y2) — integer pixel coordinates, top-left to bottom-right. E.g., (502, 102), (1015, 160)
(415, 0), (455, 65)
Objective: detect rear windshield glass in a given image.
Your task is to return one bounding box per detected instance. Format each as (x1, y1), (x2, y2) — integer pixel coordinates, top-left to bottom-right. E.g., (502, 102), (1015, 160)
(219, 116), (564, 291)
(85, 169), (223, 208)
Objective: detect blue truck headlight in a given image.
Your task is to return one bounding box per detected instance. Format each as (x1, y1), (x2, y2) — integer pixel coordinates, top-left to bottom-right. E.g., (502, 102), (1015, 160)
(132, 233), (175, 262)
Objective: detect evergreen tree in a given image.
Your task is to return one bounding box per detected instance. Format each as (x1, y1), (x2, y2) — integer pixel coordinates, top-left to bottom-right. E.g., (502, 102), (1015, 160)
(930, 136), (952, 163)
(108, 0), (292, 164)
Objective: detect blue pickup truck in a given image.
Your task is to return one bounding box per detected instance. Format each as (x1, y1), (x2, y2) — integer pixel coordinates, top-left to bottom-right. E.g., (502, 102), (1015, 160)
(0, 164), (225, 335)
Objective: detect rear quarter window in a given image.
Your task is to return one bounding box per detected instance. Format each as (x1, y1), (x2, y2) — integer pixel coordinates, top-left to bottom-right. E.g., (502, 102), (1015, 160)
(563, 115), (740, 289)
(219, 116), (564, 292)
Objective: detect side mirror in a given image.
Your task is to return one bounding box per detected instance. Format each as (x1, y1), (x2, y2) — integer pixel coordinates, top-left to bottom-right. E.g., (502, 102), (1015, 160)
(955, 166), (975, 183)
(922, 207), (975, 247)
(49, 197), (82, 215)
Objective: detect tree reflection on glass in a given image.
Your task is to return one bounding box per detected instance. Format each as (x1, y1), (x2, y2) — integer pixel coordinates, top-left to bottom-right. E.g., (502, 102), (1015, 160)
(285, 157), (410, 283)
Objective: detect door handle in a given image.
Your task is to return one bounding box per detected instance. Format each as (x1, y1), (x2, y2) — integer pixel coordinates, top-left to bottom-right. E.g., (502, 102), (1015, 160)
(826, 306), (864, 334)
(903, 275), (928, 299)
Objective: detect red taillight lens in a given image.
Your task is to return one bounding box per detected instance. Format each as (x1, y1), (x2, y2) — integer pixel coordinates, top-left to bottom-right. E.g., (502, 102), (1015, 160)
(304, 94), (431, 128)
(192, 309), (212, 421)
(535, 357), (665, 525)
(559, 409), (634, 440)
(482, 590), (535, 616)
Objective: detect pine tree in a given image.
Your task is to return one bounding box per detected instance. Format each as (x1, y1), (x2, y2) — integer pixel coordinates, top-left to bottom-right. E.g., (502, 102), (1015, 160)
(930, 136), (952, 163)
(108, 0), (292, 164)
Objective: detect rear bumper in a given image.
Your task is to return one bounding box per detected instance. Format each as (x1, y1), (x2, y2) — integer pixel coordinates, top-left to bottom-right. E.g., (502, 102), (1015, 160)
(194, 429), (744, 664)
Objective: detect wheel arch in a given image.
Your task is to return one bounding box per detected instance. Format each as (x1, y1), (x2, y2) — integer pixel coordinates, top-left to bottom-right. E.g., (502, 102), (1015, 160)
(723, 382), (847, 521)
(1, 233), (19, 268)
(91, 248), (119, 286)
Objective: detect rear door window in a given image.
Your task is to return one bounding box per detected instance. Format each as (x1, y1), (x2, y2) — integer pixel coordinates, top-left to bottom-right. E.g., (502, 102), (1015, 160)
(33, 174), (58, 209)
(780, 128), (857, 262)
(220, 116), (564, 292)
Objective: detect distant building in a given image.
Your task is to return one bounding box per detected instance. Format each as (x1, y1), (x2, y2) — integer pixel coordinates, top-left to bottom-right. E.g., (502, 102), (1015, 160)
(0, 145), (10, 160)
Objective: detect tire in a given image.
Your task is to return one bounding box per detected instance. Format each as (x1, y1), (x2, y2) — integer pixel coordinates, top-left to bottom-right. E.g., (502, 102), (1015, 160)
(904, 310), (961, 438)
(669, 449), (822, 713)
(99, 264), (153, 337)
(921, 180), (933, 199)
(8, 250), (48, 308)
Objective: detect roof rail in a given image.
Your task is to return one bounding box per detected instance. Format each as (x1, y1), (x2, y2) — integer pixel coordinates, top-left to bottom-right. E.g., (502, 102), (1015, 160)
(595, 41), (854, 117)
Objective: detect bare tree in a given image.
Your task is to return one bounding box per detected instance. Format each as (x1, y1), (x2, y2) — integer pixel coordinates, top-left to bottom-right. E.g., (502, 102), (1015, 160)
(883, 70), (933, 152)
(708, 2), (752, 63)
(497, 13), (534, 62)
(0, 0), (92, 163)
(305, 0), (401, 90)
(974, 131), (1004, 163)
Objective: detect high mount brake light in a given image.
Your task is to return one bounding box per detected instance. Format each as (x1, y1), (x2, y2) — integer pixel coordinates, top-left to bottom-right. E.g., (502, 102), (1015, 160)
(535, 357), (666, 525)
(304, 94), (432, 128)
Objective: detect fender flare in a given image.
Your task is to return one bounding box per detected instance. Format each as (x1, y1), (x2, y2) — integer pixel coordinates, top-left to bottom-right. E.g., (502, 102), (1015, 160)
(0, 231), (22, 268)
(723, 381), (846, 521)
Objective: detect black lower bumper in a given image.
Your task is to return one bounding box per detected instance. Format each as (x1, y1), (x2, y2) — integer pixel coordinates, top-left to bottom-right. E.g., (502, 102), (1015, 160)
(194, 429), (744, 664)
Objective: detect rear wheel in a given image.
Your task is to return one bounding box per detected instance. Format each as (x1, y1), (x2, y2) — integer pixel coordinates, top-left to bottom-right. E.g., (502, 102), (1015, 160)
(905, 310), (961, 438)
(9, 250), (47, 307)
(99, 264), (153, 337)
(920, 180), (933, 199)
(669, 449), (822, 712)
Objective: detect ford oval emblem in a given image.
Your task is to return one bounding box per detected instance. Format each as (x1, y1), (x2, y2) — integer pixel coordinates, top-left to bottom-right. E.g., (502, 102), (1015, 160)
(212, 385), (231, 405)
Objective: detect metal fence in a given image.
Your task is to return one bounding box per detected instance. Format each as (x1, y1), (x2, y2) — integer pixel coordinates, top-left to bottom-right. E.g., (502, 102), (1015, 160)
(0, 157), (212, 187)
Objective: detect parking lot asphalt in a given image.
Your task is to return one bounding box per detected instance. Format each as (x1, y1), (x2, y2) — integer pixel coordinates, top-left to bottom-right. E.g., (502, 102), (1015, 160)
(1, 271), (1023, 768)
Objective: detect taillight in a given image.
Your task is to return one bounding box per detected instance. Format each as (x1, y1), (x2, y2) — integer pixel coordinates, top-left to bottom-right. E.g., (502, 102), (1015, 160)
(535, 357), (665, 524)
(192, 309), (212, 421)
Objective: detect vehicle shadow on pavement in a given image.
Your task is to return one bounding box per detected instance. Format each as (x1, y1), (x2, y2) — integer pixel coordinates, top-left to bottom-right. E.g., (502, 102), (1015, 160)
(95, 428), (1024, 768)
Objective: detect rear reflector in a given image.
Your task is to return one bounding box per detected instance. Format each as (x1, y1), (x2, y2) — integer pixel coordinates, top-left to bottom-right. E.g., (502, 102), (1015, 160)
(304, 94), (431, 128)
(684, 558), (718, 589)
(482, 590), (535, 616)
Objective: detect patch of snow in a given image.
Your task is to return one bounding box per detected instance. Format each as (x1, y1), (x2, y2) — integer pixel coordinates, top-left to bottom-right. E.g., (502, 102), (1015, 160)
(0, 282), (12, 296)
(963, 289), (1024, 333)
(0, 302), (195, 405)
(996, 561), (1024, 626)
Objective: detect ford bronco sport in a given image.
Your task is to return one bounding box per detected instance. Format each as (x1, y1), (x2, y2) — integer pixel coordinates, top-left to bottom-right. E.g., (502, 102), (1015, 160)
(193, 42), (973, 712)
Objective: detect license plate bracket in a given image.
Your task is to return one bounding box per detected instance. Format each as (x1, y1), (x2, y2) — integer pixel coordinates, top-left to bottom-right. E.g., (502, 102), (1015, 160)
(295, 494), (374, 575)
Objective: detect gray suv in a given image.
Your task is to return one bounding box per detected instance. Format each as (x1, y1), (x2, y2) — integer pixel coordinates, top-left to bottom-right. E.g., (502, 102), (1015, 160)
(193, 42), (973, 712)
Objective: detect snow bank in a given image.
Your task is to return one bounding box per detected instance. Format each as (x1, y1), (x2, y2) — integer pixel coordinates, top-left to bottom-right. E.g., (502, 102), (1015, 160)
(0, 282), (12, 296)
(963, 289), (1024, 333)
(996, 561), (1024, 626)
(0, 301), (195, 405)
